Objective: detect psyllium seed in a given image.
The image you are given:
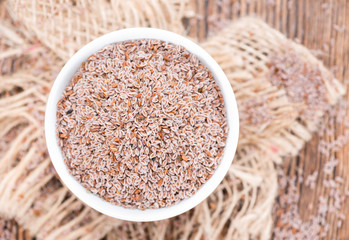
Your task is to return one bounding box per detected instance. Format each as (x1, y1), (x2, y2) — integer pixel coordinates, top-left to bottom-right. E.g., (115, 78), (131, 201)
(56, 39), (229, 210)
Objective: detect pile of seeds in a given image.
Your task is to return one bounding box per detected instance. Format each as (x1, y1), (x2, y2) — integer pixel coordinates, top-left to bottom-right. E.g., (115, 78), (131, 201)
(56, 39), (228, 209)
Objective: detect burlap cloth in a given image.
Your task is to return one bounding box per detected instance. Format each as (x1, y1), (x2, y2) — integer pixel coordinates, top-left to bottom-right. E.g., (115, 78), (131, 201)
(0, 0), (344, 239)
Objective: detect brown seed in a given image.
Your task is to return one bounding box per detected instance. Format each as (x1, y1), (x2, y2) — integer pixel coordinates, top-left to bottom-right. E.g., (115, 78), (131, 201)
(110, 145), (118, 152)
(134, 189), (141, 194)
(276, 209), (283, 216)
(182, 155), (188, 161)
(205, 150), (212, 157)
(59, 133), (68, 139)
(74, 75), (82, 81)
(90, 127), (99, 132)
(33, 209), (42, 216)
(57, 99), (63, 106)
(158, 179), (163, 186)
(99, 187), (106, 195)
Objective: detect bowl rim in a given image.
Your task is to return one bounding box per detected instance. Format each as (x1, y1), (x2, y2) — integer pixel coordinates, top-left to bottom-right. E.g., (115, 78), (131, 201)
(45, 28), (239, 222)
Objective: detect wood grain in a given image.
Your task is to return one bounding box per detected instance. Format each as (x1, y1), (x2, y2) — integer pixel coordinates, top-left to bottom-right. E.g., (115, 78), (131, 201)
(188, 0), (349, 239)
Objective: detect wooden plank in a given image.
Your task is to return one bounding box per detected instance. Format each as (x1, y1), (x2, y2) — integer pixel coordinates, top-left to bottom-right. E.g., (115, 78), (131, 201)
(196, 0), (206, 41)
(17, 225), (24, 240)
(333, 1), (349, 239)
(24, 230), (31, 240)
(206, 0), (217, 35)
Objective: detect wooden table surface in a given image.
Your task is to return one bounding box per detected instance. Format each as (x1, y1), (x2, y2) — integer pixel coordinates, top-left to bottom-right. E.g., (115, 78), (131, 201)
(3, 0), (348, 239)
(186, 0), (349, 239)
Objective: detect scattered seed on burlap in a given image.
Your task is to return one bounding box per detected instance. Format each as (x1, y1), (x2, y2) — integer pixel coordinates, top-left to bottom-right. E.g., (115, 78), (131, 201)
(268, 47), (330, 121)
(56, 39), (228, 209)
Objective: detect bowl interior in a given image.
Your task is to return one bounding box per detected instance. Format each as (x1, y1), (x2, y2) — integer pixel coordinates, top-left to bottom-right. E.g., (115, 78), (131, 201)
(45, 28), (239, 222)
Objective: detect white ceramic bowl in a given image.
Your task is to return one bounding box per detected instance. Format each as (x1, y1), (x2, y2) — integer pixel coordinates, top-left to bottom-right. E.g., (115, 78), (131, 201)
(45, 28), (239, 222)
